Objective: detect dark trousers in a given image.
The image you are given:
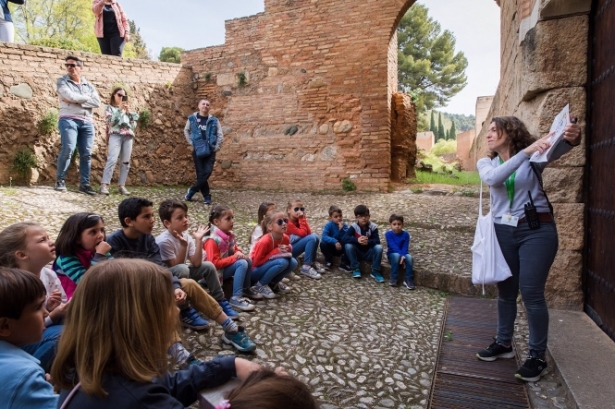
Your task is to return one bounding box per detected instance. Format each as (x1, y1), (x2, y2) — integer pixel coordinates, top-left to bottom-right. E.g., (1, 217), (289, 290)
(97, 36), (125, 56)
(320, 241), (348, 264)
(190, 151), (216, 199)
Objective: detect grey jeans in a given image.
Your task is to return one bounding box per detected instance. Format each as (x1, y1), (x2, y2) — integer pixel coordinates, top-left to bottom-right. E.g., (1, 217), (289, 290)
(494, 221), (558, 357)
(101, 134), (133, 185)
(169, 261), (224, 301)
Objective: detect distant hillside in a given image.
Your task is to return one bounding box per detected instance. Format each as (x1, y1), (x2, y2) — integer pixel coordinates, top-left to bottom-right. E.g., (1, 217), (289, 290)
(420, 110), (476, 137)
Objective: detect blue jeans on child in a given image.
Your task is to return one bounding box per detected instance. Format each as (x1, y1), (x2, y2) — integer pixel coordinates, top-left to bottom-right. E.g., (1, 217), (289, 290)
(290, 233), (319, 265)
(251, 258), (298, 286)
(56, 118), (95, 186)
(388, 253), (414, 281)
(21, 324), (63, 372)
(345, 244), (383, 273)
(222, 259), (252, 297)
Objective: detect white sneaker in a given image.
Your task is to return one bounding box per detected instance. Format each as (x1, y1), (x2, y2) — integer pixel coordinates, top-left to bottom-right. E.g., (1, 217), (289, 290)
(300, 266), (322, 280)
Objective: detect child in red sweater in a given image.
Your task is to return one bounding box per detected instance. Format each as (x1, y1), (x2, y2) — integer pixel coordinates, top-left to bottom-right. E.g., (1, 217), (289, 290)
(204, 205), (258, 312)
(286, 200), (325, 280)
(249, 210), (298, 299)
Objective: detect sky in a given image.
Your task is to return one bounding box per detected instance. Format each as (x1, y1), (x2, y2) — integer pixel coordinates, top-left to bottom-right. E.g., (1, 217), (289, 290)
(119, 0), (501, 116)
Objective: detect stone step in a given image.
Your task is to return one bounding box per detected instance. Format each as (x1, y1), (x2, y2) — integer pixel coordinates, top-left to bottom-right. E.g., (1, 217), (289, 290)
(548, 310), (615, 409)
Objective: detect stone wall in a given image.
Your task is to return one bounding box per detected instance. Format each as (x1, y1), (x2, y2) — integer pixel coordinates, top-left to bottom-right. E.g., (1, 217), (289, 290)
(390, 92), (417, 181)
(456, 129), (475, 171)
(182, 0), (419, 192)
(474, 0), (592, 309)
(0, 43), (196, 186)
(416, 132), (434, 153)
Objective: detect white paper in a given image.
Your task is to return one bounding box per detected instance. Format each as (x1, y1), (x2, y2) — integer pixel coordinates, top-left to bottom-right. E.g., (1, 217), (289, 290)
(530, 104), (570, 163)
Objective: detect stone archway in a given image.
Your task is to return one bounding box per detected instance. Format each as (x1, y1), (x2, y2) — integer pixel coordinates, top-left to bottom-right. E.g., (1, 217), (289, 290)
(181, 0), (421, 192)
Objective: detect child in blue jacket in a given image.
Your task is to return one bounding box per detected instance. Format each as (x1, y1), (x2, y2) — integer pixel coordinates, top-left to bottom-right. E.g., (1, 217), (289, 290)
(384, 214), (415, 289)
(320, 205), (351, 272)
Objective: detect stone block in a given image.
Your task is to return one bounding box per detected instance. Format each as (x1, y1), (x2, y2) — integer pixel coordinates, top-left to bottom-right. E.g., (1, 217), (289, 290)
(10, 83), (33, 99)
(217, 73), (235, 86)
(546, 250), (583, 309)
(521, 16), (588, 99)
(542, 167), (583, 203)
(552, 203), (585, 251)
(333, 120), (352, 133)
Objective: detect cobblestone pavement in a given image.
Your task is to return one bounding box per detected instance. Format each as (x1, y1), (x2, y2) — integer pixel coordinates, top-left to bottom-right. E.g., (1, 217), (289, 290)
(0, 185), (572, 408)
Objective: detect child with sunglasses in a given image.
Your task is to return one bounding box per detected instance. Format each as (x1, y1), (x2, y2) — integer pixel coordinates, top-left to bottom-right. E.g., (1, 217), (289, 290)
(249, 210), (298, 299)
(52, 213), (112, 300)
(286, 200), (325, 280)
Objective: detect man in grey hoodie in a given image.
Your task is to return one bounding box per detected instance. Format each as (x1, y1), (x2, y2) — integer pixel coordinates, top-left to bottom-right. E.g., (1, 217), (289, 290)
(55, 56), (101, 195)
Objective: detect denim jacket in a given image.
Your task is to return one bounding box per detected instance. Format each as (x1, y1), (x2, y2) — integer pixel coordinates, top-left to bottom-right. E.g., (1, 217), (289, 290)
(183, 113), (224, 154)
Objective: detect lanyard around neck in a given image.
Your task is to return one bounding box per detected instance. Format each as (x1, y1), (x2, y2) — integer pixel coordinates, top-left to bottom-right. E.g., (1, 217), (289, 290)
(499, 157), (516, 211)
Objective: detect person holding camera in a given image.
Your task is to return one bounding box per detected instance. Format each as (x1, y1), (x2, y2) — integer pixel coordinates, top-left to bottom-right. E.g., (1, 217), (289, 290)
(475, 115), (581, 382)
(99, 87), (138, 195)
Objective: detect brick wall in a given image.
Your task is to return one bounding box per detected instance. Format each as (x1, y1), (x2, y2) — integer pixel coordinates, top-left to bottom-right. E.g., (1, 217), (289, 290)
(182, 0), (418, 192)
(416, 132), (434, 152)
(0, 43), (195, 186)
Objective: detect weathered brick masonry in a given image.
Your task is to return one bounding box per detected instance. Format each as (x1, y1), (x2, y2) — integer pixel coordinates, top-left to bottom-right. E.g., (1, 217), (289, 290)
(0, 43), (196, 186)
(1, 0), (418, 191)
(182, 0), (418, 191)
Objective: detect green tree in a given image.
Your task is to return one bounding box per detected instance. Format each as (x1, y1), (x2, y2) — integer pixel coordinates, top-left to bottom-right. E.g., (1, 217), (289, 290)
(437, 112), (445, 142)
(123, 20), (150, 59)
(13, 0), (99, 52)
(430, 110), (436, 133)
(159, 47), (183, 64)
(397, 3), (468, 111)
(449, 121), (457, 140)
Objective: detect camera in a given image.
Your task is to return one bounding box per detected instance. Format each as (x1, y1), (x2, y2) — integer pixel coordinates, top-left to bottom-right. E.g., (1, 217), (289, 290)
(122, 95), (128, 102)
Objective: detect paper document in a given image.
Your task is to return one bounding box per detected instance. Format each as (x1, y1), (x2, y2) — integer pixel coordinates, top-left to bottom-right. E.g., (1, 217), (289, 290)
(530, 104), (570, 163)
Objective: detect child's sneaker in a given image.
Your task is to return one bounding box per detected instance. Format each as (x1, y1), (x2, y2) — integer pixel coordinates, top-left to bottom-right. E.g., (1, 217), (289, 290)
(180, 307), (209, 330)
(370, 271), (385, 283)
(184, 188), (195, 201)
(476, 340), (515, 362)
(272, 282), (291, 294)
(230, 296), (256, 312)
(389, 278), (398, 287)
(204, 195), (212, 205)
(515, 356), (548, 382)
(288, 272), (301, 281)
(300, 265), (322, 279)
(178, 354), (202, 369)
(243, 286), (264, 300)
(218, 299), (240, 320)
(404, 278), (416, 290)
(255, 284), (277, 299)
(339, 263), (352, 273)
(222, 326), (256, 353)
(352, 269), (361, 279)
(314, 263), (327, 274)
(325, 261), (333, 270)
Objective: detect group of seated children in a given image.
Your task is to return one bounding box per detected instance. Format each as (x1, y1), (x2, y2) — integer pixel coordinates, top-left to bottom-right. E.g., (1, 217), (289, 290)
(0, 262), (319, 408)
(0, 195), (415, 407)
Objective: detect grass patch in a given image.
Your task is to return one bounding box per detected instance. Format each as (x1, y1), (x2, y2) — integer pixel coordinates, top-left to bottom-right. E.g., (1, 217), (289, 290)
(411, 170), (480, 186)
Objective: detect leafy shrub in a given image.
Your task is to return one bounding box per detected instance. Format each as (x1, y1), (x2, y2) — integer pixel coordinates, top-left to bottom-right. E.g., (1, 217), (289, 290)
(237, 72), (247, 87)
(138, 108), (151, 129)
(430, 139), (457, 156)
(12, 148), (38, 180)
(341, 178), (356, 192)
(37, 110), (58, 135)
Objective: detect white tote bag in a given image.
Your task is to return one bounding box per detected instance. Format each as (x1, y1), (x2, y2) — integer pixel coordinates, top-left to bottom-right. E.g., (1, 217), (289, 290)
(471, 181), (512, 293)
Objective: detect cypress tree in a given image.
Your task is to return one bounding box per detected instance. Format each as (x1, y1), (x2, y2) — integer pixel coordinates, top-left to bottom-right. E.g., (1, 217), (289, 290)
(450, 121), (457, 140)
(430, 110), (436, 133)
(437, 112), (445, 141)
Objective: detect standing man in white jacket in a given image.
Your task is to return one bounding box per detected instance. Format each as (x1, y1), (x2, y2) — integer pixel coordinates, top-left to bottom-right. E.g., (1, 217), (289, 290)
(55, 56), (101, 195)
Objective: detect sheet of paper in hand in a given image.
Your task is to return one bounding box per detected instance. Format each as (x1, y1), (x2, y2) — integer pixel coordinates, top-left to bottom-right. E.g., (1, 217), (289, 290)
(530, 103), (570, 163)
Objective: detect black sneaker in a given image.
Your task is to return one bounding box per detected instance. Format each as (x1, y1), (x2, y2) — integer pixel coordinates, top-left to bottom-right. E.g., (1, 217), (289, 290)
(338, 263), (351, 273)
(55, 180), (67, 192)
(476, 340), (515, 361)
(515, 356), (547, 382)
(204, 195), (212, 205)
(79, 185), (97, 196)
(404, 278), (416, 290)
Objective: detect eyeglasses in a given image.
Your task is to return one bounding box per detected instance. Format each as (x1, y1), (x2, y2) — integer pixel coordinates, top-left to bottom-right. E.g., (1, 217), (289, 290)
(275, 218), (289, 226)
(116, 93), (126, 97)
(65, 64), (78, 68)
(293, 207), (305, 212)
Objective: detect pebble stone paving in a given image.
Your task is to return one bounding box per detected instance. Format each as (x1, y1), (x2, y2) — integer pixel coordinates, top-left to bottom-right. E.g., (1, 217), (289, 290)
(0, 185), (572, 408)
